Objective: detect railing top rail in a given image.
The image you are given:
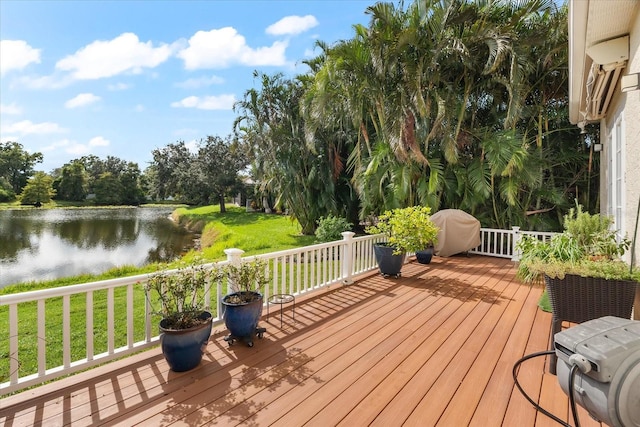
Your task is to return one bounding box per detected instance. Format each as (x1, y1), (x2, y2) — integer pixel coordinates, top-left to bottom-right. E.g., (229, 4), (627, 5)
(0, 236), (389, 306)
(0, 260), (226, 306)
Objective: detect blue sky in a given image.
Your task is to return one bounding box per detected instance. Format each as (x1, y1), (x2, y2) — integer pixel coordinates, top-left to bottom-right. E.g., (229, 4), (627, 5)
(0, 0), (372, 172)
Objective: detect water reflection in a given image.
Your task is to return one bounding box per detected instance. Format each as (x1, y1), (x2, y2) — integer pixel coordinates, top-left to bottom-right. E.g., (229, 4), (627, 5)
(0, 208), (196, 287)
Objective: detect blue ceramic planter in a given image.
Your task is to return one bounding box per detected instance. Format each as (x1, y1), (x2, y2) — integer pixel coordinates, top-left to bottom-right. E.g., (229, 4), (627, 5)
(159, 311), (212, 372)
(222, 292), (264, 338)
(373, 243), (405, 277)
(416, 247), (434, 264)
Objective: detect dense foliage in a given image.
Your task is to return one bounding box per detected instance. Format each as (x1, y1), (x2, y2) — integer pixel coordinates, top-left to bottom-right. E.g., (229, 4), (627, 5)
(0, 142), (43, 202)
(301, 0), (595, 230)
(146, 136), (247, 209)
(19, 171), (56, 205)
(517, 205), (635, 283)
(314, 215), (353, 243)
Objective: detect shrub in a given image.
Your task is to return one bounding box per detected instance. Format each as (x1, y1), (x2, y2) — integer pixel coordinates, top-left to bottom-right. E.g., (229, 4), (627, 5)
(315, 215), (353, 243)
(365, 206), (439, 254)
(516, 203), (635, 283)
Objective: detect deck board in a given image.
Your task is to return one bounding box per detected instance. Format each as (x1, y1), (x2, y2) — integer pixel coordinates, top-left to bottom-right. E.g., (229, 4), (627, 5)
(0, 255), (602, 426)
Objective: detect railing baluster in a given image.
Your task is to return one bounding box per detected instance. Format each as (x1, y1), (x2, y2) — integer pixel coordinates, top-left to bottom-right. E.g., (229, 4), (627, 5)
(86, 292), (93, 361)
(296, 250), (302, 294)
(37, 300), (46, 375)
(63, 295), (70, 368)
(127, 284), (134, 349)
(9, 304), (18, 385)
(107, 288), (114, 355)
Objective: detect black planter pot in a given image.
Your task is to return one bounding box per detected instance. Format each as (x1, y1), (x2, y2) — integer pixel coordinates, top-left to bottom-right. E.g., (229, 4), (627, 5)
(222, 291), (265, 346)
(373, 243), (405, 277)
(416, 247), (434, 264)
(159, 311), (213, 372)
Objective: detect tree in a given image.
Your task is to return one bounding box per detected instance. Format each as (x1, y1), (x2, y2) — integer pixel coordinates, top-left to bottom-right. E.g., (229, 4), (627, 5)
(302, 0), (584, 230)
(0, 177), (15, 202)
(94, 172), (123, 205)
(19, 171), (56, 205)
(120, 162), (145, 205)
(0, 141), (43, 195)
(234, 72), (358, 234)
(196, 135), (248, 213)
(147, 137), (248, 208)
(147, 142), (193, 201)
(55, 160), (89, 201)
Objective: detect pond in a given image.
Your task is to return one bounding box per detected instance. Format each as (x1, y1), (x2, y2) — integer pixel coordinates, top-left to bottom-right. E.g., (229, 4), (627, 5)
(0, 207), (197, 288)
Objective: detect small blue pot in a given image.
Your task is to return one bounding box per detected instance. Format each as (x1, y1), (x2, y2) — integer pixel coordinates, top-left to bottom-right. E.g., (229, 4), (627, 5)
(159, 311), (212, 372)
(222, 292), (264, 338)
(416, 247), (434, 264)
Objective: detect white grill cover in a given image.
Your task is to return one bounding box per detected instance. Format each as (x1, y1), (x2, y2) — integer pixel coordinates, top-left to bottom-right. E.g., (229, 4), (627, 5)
(431, 209), (481, 257)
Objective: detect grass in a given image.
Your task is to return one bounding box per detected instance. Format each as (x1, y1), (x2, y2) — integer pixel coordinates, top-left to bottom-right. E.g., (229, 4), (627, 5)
(0, 204), (317, 385)
(538, 290), (551, 312)
(174, 205), (316, 262)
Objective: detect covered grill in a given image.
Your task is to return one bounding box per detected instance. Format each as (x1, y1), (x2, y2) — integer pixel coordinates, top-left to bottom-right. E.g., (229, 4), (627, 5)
(431, 209), (481, 257)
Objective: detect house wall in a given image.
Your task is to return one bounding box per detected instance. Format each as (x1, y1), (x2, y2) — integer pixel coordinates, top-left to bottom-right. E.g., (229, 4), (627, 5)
(600, 12), (640, 269)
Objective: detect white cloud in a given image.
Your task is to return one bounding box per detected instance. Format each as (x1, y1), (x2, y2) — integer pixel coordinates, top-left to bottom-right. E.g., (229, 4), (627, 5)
(0, 40), (41, 75)
(177, 27), (287, 69)
(171, 94), (235, 110)
(185, 139), (198, 153)
(65, 93), (101, 109)
(40, 139), (71, 152)
(67, 143), (91, 156)
(89, 136), (110, 147)
(134, 104), (145, 112)
(12, 74), (73, 90)
(0, 103), (22, 115)
(266, 15), (318, 36)
(2, 120), (67, 135)
(42, 137), (108, 156)
(175, 75), (224, 89)
(56, 33), (173, 79)
(1, 135), (19, 143)
(108, 82), (131, 91)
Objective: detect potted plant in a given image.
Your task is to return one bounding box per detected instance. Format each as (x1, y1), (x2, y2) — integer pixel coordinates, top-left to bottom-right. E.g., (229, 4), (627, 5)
(516, 204), (639, 374)
(219, 258), (271, 347)
(144, 262), (213, 372)
(365, 206), (440, 276)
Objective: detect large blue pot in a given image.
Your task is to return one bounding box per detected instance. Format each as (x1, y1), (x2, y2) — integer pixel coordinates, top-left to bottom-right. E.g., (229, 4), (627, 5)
(373, 243), (405, 276)
(222, 292), (264, 338)
(159, 311), (212, 372)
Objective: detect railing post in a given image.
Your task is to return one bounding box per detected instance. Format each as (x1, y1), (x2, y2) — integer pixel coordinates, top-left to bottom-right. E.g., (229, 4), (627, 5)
(224, 248), (244, 294)
(511, 226), (521, 262)
(224, 248), (245, 265)
(341, 232), (356, 284)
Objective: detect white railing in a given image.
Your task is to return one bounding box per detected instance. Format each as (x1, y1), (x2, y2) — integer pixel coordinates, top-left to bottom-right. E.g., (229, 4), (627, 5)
(0, 227), (552, 395)
(0, 232), (385, 394)
(469, 227), (558, 260)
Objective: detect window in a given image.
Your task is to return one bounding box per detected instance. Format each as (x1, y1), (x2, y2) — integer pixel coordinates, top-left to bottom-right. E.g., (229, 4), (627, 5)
(607, 116), (624, 241)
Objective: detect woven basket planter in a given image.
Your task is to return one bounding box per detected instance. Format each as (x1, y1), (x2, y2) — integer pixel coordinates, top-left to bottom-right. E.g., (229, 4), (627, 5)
(544, 274), (638, 374)
(545, 274), (637, 323)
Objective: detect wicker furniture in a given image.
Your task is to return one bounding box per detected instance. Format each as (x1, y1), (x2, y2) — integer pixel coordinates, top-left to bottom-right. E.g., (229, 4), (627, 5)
(545, 274), (638, 374)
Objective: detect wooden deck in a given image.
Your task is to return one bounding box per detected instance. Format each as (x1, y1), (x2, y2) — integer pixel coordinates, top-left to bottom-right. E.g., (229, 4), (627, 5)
(0, 255), (603, 426)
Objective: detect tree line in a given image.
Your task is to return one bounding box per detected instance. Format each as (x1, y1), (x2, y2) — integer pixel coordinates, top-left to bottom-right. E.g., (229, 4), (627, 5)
(1, 0), (597, 234)
(0, 137), (247, 208)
